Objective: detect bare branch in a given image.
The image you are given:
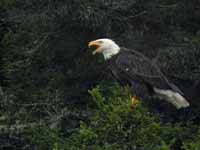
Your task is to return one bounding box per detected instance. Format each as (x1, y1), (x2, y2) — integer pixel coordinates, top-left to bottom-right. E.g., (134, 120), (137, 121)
(123, 11), (147, 21)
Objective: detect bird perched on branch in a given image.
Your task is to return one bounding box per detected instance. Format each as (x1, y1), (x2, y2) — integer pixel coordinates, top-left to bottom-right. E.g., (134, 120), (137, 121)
(88, 38), (190, 109)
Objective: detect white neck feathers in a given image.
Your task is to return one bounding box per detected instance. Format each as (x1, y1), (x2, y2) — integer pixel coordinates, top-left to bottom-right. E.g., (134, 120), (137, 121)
(102, 43), (120, 60)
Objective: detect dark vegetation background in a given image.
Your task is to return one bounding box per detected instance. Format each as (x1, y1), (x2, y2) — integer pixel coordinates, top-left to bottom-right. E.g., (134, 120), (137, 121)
(0, 0), (200, 149)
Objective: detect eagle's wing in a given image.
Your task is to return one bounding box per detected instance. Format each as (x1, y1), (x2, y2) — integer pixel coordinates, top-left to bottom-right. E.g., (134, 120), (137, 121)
(114, 48), (190, 109)
(115, 48), (181, 92)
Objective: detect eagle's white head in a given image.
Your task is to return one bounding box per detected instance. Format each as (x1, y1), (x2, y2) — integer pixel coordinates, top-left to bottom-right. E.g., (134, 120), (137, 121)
(88, 38), (120, 60)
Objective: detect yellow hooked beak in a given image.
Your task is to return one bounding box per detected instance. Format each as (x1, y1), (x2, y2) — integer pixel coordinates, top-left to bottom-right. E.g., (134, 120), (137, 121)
(88, 41), (102, 55)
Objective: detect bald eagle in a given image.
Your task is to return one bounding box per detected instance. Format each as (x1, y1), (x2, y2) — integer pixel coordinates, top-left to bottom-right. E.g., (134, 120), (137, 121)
(88, 38), (190, 109)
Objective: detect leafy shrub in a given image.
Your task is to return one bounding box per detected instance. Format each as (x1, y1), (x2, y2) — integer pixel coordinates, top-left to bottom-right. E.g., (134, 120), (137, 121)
(64, 85), (189, 150)
(182, 129), (200, 150)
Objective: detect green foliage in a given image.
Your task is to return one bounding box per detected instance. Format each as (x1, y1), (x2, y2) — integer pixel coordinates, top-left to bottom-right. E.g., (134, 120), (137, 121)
(0, 0), (16, 8)
(182, 129), (200, 150)
(26, 127), (63, 150)
(64, 85), (188, 150)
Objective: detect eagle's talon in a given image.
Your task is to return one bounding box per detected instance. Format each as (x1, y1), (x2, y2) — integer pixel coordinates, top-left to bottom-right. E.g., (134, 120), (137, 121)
(131, 96), (139, 108)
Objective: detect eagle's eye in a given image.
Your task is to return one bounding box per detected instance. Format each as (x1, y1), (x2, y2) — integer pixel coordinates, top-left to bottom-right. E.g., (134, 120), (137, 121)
(98, 41), (103, 44)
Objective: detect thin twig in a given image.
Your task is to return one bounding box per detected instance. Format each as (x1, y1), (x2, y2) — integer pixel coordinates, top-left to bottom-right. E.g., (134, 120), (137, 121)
(18, 103), (51, 106)
(157, 4), (177, 8)
(123, 11), (147, 21)
(0, 123), (38, 132)
(26, 35), (49, 55)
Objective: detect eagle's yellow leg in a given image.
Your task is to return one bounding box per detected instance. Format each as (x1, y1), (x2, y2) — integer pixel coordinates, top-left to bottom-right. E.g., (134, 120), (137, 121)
(131, 96), (139, 108)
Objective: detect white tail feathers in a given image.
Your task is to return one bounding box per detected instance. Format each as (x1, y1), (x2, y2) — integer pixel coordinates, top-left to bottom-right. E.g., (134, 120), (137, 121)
(154, 88), (190, 109)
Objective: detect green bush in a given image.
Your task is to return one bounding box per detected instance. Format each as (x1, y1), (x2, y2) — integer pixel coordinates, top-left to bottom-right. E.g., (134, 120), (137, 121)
(64, 85), (190, 150)
(22, 84), (199, 150)
(182, 129), (200, 150)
